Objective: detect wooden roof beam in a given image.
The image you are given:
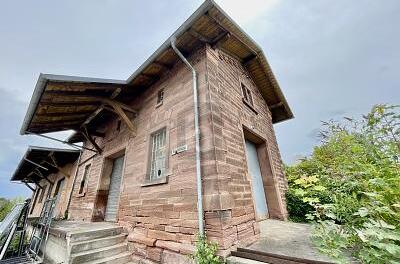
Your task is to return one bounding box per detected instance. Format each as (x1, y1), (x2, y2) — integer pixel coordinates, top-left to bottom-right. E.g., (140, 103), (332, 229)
(189, 28), (213, 43)
(39, 100), (101, 106)
(269, 102), (284, 110)
(106, 100), (136, 136)
(153, 61), (173, 70)
(36, 111), (94, 117)
(211, 31), (229, 46)
(81, 126), (103, 154)
(206, 12), (258, 55)
(33, 168), (54, 185)
(24, 182), (35, 192)
(103, 99), (137, 114)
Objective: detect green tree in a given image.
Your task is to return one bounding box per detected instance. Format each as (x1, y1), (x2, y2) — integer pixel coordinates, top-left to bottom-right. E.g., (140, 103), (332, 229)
(0, 197), (25, 221)
(285, 105), (400, 263)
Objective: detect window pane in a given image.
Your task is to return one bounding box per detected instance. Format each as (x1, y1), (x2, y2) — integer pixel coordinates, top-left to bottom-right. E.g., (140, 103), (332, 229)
(150, 128), (166, 180)
(79, 164), (91, 194)
(157, 89), (164, 104)
(241, 84), (248, 101)
(39, 185), (47, 203)
(247, 87), (254, 106)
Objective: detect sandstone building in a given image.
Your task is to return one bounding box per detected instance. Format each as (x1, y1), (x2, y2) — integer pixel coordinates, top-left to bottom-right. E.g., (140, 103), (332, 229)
(16, 1), (293, 262)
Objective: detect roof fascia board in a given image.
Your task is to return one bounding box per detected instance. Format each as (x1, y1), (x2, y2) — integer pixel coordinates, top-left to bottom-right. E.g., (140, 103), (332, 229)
(126, 0), (215, 84)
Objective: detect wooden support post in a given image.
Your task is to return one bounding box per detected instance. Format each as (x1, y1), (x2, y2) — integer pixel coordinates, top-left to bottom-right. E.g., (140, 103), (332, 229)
(34, 169), (54, 185)
(32, 179), (43, 189)
(103, 99), (137, 114)
(105, 100), (137, 136)
(81, 126), (103, 154)
(24, 182), (35, 192)
(45, 154), (72, 178)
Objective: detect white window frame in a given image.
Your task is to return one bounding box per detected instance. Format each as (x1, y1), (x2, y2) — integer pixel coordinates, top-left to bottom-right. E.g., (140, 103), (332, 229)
(149, 128), (167, 181)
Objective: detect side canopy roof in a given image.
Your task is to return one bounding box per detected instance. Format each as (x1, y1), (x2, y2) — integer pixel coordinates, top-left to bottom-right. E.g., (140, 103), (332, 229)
(11, 146), (80, 184)
(20, 0), (293, 137)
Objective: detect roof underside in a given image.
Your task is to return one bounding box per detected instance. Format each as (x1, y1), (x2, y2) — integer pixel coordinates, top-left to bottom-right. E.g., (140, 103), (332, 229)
(20, 0), (293, 137)
(11, 146), (80, 183)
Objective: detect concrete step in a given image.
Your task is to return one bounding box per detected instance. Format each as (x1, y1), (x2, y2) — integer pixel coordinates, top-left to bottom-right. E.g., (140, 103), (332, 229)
(70, 242), (128, 264)
(227, 256), (268, 264)
(69, 226), (124, 242)
(71, 233), (127, 254)
(84, 251), (132, 264)
(232, 248), (334, 264)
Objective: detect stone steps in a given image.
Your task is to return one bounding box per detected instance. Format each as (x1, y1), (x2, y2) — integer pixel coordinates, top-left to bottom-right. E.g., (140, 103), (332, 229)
(84, 251), (132, 264)
(231, 248), (333, 264)
(69, 226), (124, 243)
(227, 256), (268, 264)
(71, 242), (128, 264)
(71, 233), (127, 253)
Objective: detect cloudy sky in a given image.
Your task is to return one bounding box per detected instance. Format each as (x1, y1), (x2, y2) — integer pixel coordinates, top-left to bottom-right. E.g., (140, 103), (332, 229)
(0, 0), (399, 199)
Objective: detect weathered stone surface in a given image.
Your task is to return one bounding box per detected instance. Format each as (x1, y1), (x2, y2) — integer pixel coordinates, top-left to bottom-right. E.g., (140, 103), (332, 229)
(64, 44), (289, 262)
(128, 233), (156, 247)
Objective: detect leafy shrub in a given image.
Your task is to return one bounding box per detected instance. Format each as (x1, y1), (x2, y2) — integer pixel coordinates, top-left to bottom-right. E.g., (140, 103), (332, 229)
(285, 105), (400, 263)
(190, 235), (225, 264)
(0, 197), (24, 221)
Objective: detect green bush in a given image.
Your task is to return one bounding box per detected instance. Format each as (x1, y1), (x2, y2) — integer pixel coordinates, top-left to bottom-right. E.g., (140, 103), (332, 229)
(0, 197), (24, 221)
(190, 235), (225, 264)
(285, 105), (400, 263)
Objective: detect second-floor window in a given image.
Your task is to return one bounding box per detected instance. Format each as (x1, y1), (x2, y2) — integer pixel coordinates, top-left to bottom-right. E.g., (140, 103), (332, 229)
(79, 164), (91, 195)
(157, 89), (164, 105)
(149, 128), (166, 181)
(38, 185), (47, 203)
(241, 83), (254, 107)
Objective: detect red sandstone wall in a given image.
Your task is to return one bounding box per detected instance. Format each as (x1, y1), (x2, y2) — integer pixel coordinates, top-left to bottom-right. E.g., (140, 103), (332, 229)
(202, 45), (288, 254)
(67, 44), (288, 263)
(28, 161), (77, 219)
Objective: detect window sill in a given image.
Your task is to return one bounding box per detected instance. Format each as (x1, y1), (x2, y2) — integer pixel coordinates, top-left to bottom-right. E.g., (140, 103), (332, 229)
(242, 98), (258, 114)
(141, 176), (168, 187)
(76, 192), (86, 198)
(155, 101), (163, 108)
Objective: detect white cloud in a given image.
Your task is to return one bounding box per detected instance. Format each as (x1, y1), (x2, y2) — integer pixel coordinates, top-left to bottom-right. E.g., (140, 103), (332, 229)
(215, 0), (280, 25)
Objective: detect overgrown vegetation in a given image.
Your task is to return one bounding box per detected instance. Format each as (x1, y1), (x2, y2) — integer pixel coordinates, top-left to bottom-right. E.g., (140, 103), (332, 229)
(0, 197), (24, 221)
(190, 235), (225, 264)
(285, 105), (400, 263)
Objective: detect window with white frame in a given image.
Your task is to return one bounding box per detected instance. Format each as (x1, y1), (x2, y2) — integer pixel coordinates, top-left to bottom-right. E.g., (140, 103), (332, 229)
(149, 128), (167, 181)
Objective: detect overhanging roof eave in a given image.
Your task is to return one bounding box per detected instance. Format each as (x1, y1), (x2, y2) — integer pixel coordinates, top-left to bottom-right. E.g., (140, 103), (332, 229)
(19, 74), (126, 135)
(10, 146), (80, 182)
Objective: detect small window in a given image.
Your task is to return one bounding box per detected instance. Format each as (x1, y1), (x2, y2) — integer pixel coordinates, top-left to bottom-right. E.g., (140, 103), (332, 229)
(38, 185), (47, 203)
(157, 89), (164, 105)
(79, 164), (91, 194)
(53, 178), (65, 198)
(241, 83), (253, 106)
(149, 128), (167, 181)
(30, 189), (40, 214)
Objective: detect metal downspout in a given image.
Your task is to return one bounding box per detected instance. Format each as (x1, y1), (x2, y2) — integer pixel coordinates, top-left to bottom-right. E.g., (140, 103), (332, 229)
(171, 37), (204, 236)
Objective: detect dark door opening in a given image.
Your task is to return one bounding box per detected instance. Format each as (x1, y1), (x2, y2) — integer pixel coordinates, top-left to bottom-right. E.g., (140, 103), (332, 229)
(92, 154), (125, 222)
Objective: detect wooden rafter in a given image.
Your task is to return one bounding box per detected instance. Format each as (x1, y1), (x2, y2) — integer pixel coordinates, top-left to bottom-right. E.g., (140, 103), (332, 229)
(189, 28), (213, 43)
(24, 182), (35, 192)
(153, 61), (172, 70)
(47, 153), (72, 178)
(269, 102), (283, 109)
(33, 168), (54, 185)
(106, 100), (136, 136)
(81, 126), (103, 154)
